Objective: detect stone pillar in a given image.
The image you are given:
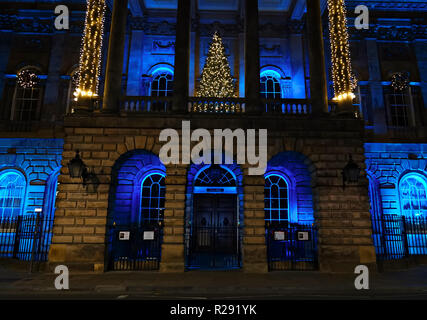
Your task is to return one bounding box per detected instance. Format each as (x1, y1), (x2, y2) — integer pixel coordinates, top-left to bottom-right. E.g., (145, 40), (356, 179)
(366, 38), (387, 134)
(290, 34), (306, 99)
(306, 0), (329, 115)
(239, 33), (245, 97)
(244, 0), (261, 113)
(42, 34), (65, 122)
(315, 139), (377, 272)
(243, 173), (268, 273)
(126, 30), (144, 96)
(173, 0), (191, 112)
(414, 39), (427, 126)
(102, 0), (128, 112)
(159, 165), (187, 272)
(0, 32), (12, 103)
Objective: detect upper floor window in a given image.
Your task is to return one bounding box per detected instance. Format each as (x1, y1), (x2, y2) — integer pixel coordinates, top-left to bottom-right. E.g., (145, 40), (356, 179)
(264, 174), (289, 224)
(384, 73), (417, 128)
(399, 174), (427, 218)
(11, 68), (42, 121)
(0, 170), (26, 219)
(151, 72), (174, 97)
(260, 74), (281, 99)
(140, 172), (166, 225)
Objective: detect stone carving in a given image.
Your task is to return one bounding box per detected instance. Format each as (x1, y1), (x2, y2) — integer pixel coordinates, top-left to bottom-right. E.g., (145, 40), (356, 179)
(198, 21), (242, 37)
(152, 40), (175, 54)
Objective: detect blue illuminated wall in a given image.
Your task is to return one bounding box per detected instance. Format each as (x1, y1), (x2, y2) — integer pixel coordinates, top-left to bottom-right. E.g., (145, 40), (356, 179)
(266, 151), (315, 225)
(107, 149), (166, 226)
(0, 138), (63, 218)
(365, 143), (427, 217)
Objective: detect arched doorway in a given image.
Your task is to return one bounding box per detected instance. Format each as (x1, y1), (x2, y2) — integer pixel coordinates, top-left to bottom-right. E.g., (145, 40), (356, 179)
(186, 164), (242, 270)
(106, 150), (166, 271)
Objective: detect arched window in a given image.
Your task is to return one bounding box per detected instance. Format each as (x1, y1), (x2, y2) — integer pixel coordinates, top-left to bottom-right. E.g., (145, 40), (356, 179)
(11, 67), (42, 121)
(151, 73), (174, 97)
(140, 172), (166, 224)
(264, 174), (289, 223)
(194, 165), (236, 187)
(0, 170), (26, 219)
(260, 74), (281, 99)
(399, 174), (427, 218)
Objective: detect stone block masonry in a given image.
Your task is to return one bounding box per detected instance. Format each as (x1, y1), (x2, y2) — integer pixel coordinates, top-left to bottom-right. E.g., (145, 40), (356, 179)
(0, 138), (63, 215)
(49, 114), (376, 273)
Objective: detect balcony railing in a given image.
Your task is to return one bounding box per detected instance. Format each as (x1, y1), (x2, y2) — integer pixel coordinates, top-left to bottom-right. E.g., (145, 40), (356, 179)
(261, 98), (311, 115)
(121, 96), (173, 113)
(189, 97), (245, 113)
(119, 96), (320, 116)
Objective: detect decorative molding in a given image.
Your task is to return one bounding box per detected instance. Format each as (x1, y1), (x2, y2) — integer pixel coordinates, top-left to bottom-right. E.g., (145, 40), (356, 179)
(349, 24), (427, 41)
(0, 14), (84, 34)
(152, 40), (175, 54)
(346, 1), (427, 11)
(198, 21), (243, 37)
(130, 18), (176, 35)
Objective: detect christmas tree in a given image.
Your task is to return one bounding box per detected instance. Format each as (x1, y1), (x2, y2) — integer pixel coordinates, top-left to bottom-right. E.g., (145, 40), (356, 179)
(197, 32), (235, 98)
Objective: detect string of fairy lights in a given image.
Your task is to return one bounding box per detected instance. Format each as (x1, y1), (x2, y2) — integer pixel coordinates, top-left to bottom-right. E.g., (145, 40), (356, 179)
(74, 0), (106, 102)
(327, 0), (356, 102)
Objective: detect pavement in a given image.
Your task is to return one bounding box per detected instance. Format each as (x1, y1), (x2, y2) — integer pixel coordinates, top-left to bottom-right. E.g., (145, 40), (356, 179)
(1, 259), (427, 300)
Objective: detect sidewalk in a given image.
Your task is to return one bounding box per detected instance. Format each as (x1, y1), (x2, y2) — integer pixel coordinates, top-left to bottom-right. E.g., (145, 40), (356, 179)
(1, 260), (427, 299)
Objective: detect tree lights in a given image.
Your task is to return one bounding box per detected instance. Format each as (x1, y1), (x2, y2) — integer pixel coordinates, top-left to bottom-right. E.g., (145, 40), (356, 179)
(197, 32), (235, 99)
(327, 0), (356, 103)
(73, 0), (106, 103)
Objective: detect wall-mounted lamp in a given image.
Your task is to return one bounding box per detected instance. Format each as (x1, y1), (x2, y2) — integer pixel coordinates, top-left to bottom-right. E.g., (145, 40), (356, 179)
(67, 150), (86, 178)
(342, 154), (361, 190)
(68, 150), (100, 193)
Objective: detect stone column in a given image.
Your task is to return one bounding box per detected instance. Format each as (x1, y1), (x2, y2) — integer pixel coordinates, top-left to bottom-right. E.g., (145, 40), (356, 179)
(126, 30), (144, 96)
(243, 173), (268, 273)
(366, 38), (387, 134)
(306, 0), (329, 115)
(42, 34), (65, 122)
(414, 39), (427, 126)
(159, 165), (187, 272)
(102, 0), (128, 112)
(173, 0), (191, 112)
(244, 0), (260, 113)
(0, 32), (12, 104)
(290, 34), (306, 98)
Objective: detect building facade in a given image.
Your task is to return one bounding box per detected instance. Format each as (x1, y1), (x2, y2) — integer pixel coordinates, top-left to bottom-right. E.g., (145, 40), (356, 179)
(0, 0), (426, 273)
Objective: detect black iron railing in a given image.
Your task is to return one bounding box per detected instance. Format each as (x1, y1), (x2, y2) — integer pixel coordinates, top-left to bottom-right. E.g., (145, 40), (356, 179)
(371, 215), (427, 261)
(185, 224), (242, 270)
(0, 214), (54, 262)
(108, 223), (163, 271)
(266, 223), (318, 271)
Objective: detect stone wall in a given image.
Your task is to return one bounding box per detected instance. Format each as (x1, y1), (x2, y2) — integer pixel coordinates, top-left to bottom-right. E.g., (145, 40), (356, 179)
(49, 114), (376, 273)
(365, 143), (427, 216)
(0, 138), (63, 215)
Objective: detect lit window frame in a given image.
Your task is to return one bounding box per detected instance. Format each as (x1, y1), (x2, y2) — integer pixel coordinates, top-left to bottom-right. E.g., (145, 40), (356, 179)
(398, 172), (427, 218)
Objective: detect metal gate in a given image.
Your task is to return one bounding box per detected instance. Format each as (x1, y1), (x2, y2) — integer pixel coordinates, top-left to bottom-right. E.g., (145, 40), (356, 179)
(108, 222), (163, 271)
(266, 223), (318, 271)
(186, 194), (241, 270)
(371, 214), (427, 261)
(0, 214), (54, 262)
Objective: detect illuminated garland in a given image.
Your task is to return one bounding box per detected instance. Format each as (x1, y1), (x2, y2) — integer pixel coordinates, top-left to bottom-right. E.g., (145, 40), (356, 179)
(74, 0), (106, 101)
(327, 0), (356, 102)
(391, 72), (409, 92)
(197, 32), (235, 99)
(17, 69), (39, 89)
